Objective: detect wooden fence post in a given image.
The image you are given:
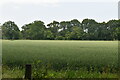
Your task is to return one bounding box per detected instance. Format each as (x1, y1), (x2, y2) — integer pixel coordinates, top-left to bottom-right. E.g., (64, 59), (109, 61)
(25, 64), (32, 80)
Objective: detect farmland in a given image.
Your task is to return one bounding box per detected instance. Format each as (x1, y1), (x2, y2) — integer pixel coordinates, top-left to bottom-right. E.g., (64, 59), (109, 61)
(2, 40), (118, 78)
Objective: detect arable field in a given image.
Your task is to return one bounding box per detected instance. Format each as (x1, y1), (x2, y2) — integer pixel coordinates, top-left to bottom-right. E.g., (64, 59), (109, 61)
(2, 40), (118, 78)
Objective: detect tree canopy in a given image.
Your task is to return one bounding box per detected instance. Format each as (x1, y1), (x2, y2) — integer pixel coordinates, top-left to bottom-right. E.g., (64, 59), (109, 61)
(2, 21), (20, 39)
(1, 19), (120, 40)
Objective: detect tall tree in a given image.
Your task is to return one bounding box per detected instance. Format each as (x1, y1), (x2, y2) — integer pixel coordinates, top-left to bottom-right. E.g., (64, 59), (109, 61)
(106, 20), (120, 40)
(82, 19), (98, 40)
(47, 21), (60, 39)
(59, 21), (70, 38)
(1, 21), (20, 39)
(21, 20), (46, 40)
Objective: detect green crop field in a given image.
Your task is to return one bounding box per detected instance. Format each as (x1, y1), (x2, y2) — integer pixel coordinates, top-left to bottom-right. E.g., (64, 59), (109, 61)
(2, 40), (118, 78)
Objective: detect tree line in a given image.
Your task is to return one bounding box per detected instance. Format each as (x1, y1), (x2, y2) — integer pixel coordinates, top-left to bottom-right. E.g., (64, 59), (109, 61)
(1, 19), (120, 40)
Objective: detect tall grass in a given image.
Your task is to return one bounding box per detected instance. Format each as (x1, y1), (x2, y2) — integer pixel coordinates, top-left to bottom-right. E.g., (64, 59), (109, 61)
(2, 40), (118, 78)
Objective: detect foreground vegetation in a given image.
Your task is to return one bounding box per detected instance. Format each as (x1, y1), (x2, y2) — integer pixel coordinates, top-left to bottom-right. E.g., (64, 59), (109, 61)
(2, 40), (118, 78)
(2, 66), (118, 78)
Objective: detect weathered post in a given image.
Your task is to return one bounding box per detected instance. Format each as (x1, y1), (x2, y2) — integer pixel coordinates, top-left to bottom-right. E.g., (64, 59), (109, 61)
(25, 64), (32, 80)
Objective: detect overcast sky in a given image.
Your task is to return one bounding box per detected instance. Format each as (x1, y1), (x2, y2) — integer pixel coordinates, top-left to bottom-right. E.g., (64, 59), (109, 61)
(0, 0), (119, 29)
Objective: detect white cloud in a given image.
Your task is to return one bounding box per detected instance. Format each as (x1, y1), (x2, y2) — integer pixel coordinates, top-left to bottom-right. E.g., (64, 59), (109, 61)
(62, 0), (118, 2)
(0, 0), (118, 5)
(1, 0), (119, 5)
(0, 0), (60, 5)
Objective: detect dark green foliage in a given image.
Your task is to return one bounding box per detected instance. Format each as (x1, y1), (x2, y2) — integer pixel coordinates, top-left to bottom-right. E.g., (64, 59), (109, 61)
(1, 19), (120, 40)
(1, 21), (20, 39)
(21, 20), (46, 40)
